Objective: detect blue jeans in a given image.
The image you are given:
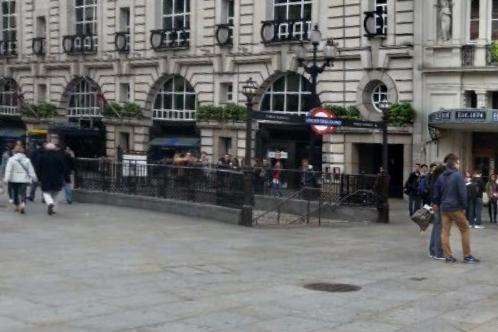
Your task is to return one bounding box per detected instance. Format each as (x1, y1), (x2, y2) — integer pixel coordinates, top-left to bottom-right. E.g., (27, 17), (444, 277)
(409, 194), (421, 216)
(271, 181), (282, 197)
(64, 183), (73, 203)
(429, 211), (443, 258)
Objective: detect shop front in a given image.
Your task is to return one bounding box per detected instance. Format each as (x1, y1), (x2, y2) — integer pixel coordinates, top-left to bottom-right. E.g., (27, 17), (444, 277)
(428, 108), (498, 176)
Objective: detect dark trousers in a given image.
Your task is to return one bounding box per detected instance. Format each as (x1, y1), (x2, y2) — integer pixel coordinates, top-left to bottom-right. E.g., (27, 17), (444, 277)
(489, 200), (497, 224)
(10, 183), (27, 206)
(29, 181), (39, 200)
(408, 194), (421, 216)
(429, 211), (443, 258)
(467, 197), (483, 226)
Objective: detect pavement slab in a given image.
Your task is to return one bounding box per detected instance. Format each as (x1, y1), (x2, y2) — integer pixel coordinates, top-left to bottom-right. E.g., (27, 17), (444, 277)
(1, 198), (498, 331)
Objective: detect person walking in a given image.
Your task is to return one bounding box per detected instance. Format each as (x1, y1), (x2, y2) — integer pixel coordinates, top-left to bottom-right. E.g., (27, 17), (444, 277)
(428, 163), (445, 260)
(418, 164), (431, 206)
(1, 143), (15, 204)
(432, 153), (480, 264)
(471, 170), (485, 229)
(485, 173), (498, 224)
(37, 143), (67, 215)
(62, 146), (75, 204)
(3, 144), (37, 214)
(28, 143), (44, 202)
(271, 160), (283, 197)
(404, 163), (421, 216)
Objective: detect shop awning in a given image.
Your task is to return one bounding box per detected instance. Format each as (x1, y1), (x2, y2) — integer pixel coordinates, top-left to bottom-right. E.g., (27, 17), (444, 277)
(149, 137), (200, 148)
(429, 108), (498, 132)
(49, 124), (102, 137)
(0, 128), (25, 138)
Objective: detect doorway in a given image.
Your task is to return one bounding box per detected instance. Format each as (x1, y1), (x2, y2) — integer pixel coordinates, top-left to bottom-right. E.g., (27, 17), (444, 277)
(256, 123), (322, 169)
(356, 143), (404, 198)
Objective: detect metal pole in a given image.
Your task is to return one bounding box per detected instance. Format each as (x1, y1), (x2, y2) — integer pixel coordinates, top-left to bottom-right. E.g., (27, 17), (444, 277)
(378, 106), (390, 223)
(308, 42), (320, 167)
(241, 95), (254, 227)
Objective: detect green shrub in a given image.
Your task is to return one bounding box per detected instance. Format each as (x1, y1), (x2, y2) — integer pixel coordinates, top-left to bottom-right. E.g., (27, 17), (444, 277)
(104, 101), (143, 118)
(197, 103), (247, 122)
(388, 102), (416, 126)
(21, 102), (58, 118)
(323, 104), (361, 120)
(490, 41), (498, 63)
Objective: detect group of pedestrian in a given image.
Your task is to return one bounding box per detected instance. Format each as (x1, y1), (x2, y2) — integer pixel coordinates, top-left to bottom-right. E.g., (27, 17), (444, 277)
(406, 154), (480, 263)
(0, 141), (75, 215)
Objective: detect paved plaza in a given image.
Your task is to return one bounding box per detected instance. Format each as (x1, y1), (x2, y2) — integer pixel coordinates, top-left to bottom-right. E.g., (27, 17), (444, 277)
(0, 199), (497, 332)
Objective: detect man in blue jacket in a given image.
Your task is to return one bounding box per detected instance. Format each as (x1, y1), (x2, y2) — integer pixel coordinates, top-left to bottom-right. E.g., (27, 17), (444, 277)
(432, 153), (480, 264)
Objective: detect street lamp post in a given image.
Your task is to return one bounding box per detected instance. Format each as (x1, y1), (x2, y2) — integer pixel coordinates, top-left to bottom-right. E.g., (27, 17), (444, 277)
(378, 98), (391, 223)
(297, 25), (336, 167)
(240, 78), (257, 227)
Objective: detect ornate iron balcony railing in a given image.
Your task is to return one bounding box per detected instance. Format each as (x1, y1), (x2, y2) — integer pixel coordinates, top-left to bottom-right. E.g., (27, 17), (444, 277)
(150, 29), (190, 51)
(115, 31), (130, 54)
(32, 37), (45, 57)
(260, 19), (312, 44)
(461, 44), (475, 67)
(62, 34), (98, 55)
(0, 40), (17, 58)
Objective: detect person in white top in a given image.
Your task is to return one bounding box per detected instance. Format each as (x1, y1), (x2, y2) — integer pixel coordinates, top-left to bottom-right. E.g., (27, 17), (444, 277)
(3, 143), (37, 214)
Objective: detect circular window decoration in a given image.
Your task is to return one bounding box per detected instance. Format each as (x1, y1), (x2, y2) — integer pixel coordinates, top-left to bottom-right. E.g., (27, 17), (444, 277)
(371, 84), (388, 112)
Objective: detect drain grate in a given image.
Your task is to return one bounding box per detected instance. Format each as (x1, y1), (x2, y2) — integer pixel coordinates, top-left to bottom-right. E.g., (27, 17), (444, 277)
(303, 283), (361, 293)
(410, 277), (427, 282)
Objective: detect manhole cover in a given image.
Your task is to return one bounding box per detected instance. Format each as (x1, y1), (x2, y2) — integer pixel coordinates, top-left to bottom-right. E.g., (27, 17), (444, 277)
(303, 283), (361, 293)
(410, 277), (427, 282)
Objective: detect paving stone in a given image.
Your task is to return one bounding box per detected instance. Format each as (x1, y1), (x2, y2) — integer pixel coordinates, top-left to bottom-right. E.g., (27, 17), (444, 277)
(1, 200), (498, 331)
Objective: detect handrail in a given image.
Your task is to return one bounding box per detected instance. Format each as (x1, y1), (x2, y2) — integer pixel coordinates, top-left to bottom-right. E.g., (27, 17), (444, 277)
(253, 188), (306, 225)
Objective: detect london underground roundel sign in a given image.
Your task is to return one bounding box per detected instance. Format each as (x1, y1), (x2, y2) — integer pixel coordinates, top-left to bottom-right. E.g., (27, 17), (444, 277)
(310, 108), (336, 135)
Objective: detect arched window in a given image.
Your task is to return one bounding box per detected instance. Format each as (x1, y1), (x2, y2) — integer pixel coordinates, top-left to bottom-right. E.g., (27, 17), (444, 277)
(0, 78), (18, 115)
(67, 78), (101, 117)
(371, 83), (388, 112)
(153, 75), (196, 121)
(261, 72), (313, 114)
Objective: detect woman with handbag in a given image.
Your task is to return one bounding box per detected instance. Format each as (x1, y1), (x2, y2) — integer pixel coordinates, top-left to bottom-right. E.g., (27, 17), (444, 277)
(3, 144), (37, 214)
(485, 173), (498, 224)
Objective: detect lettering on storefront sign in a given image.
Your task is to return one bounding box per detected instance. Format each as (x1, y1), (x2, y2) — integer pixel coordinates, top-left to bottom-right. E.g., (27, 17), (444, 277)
(455, 110), (486, 121)
(428, 111), (451, 122)
(492, 111), (498, 122)
(305, 117), (382, 129)
(252, 111), (305, 123)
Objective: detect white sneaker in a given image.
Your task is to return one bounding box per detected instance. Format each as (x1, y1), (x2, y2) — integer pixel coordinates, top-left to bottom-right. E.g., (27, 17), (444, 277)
(474, 225), (485, 229)
(8, 199), (13, 204)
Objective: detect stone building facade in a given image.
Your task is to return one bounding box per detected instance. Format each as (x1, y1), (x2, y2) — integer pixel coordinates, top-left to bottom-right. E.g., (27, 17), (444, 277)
(420, 0), (498, 176)
(0, 0), (416, 195)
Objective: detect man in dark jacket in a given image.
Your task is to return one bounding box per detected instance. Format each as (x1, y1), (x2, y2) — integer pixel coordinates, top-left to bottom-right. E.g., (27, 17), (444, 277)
(37, 143), (66, 215)
(405, 163), (421, 216)
(432, 153), (479, 264)
(428, 163), (445, 260)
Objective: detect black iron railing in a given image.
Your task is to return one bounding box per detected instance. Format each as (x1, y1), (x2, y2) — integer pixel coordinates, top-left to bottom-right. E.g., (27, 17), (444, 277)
(0, 39), (17, 57)
(253, 167), (378, 200)
(364, 7), (387, 38)
(215, 23), (233, 47)
(260, 19), (311, 44)
(115, 31), (130, 54)
(62, 34), (98, 55)
(32, 37), (45, 56)
(150, 29), (189, 51)
(462, 44), (475, 67)
(75, 158), (245, 209)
